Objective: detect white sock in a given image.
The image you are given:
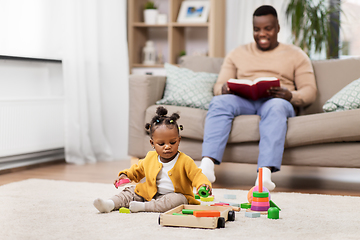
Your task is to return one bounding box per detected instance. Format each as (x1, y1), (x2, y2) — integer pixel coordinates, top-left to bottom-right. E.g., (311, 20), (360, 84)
(199, 157), (216, 183)
(129, 201), (145, 213)
(255, 167), (276, 191)
(93, 198), (115, 213)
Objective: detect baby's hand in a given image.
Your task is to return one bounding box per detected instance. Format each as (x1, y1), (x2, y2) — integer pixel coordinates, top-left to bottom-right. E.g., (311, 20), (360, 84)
(196, 184), (212, 196)
(114, 174), (130, 188)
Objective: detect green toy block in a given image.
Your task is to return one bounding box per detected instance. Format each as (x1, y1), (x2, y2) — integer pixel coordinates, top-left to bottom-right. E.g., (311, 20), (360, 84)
(182, 209), (200, 214)
(267, 207), (279, 219)
(269, 200), (281, 211)
(195, 194), (200, 199)
(172, 212), (185, 216)
(119, 207), (130, 214)
(252, 191), (269, 198)
(240, 203), (252, 209)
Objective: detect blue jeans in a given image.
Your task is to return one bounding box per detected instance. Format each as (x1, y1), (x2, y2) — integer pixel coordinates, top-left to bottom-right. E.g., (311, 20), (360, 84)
(202, 94), (295, 172)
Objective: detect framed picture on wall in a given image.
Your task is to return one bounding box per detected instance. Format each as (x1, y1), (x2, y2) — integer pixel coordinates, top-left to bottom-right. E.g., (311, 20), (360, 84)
(177, 1), (210, 23)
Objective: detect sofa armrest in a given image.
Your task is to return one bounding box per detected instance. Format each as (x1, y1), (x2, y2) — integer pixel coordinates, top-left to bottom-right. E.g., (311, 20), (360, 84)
(128, 74), (166, 157)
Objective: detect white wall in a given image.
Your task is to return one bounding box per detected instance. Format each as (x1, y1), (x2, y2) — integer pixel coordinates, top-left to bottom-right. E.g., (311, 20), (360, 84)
(0, 0), (130, 161)
(225, 0), (292, 54)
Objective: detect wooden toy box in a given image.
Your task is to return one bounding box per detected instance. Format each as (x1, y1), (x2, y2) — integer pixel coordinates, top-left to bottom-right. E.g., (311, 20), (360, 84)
(159, 204), (235, 229)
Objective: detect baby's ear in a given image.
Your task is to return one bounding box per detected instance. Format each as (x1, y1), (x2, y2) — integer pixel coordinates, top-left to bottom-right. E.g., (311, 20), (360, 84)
(150, 139), (154, 147)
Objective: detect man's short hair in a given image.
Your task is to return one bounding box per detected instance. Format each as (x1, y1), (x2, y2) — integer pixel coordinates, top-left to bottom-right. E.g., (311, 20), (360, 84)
(253, 5), (278, 18)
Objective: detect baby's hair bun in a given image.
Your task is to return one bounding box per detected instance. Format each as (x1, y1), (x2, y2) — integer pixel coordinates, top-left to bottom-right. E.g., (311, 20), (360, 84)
(156, 106), (168, 116)
(179, 125), (184, 131)
(145, 123), (151, 130)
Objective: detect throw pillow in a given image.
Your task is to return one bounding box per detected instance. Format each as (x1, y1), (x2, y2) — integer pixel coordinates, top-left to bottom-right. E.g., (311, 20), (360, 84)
(156, 63), (218, 110)
(322, 78), (360, 112)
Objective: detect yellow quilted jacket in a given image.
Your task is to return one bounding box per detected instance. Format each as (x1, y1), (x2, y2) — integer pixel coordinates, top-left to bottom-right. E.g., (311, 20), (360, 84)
(119, 151), (211, 205)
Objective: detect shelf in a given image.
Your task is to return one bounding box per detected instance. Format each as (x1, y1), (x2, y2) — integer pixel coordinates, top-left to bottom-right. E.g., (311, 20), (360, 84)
(170, 22), (209, 27)
(133, 23), (168, 27)
(132, 63), (165, 68)
(127, 0), (225, 73)
(132, 22), (209, 27)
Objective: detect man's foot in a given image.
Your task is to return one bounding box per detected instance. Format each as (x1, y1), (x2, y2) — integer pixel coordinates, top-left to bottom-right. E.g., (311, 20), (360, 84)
(129, 201), (145, 213)
(255, 167), (276, 191)
(93, 198), (115, 213)
(199, 157), (216, 183)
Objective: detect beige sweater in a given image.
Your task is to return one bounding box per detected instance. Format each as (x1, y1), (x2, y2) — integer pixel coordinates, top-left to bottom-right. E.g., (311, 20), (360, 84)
(214, 42), (317, 107)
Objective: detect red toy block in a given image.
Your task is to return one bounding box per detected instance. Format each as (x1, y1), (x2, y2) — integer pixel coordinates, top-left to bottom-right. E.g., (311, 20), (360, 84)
(211, 203), (230, 206)
(193, 210), (221, 217)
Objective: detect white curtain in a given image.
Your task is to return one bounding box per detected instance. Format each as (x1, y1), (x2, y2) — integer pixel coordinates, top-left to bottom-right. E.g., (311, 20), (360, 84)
(62, 0), (129, 164)
(226, 0), (292, 54)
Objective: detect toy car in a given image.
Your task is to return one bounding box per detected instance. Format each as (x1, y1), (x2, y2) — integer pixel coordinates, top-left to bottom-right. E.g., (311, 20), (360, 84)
(159, 204), (236, 229)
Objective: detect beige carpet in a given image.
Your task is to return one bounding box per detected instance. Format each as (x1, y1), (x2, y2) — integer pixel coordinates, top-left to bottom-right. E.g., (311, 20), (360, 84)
(1, 179), (360, 240)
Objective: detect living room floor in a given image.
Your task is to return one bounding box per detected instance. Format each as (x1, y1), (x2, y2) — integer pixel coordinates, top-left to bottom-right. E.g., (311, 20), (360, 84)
(1, 159), (360, 197)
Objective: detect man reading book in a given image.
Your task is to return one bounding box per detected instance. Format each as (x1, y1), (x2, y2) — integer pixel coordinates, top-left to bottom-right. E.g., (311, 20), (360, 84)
(199, 5), (317, 190)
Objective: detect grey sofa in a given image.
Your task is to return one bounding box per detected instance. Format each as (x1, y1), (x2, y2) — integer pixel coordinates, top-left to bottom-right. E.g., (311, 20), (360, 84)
(128, 56), (360, 169)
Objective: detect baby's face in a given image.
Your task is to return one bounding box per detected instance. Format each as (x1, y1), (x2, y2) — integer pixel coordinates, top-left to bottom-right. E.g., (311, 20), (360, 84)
(150, 125), (181, 163)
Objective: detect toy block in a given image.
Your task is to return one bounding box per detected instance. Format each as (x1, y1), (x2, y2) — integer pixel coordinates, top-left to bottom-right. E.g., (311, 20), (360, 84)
(182, 209), (199, 214)
(240, 203), (251, 209)
(252, 197), (269, 202)
(198, 186), (210, 198)
(224, 194), (236, 199)
(251, 201), (270, 207)
(200, 195), (214, 202)
(211, 203), (240, 212)
(119, 207), (130, 214)
(115, 178), (131, 188)
(267, 207), (279, 219)
(172, 213), (185, 216)
(246, 209), (268, 215)
(211, 203), (230, 206)
(250, 206), (269, 211)
(220, 201), (241, 207)
(194, 210), (221, 218)
(195, 194), (200, 199)
(269, 200), (281, 211)
(252, 191), (268, 198)
(245, 211), (261, 218)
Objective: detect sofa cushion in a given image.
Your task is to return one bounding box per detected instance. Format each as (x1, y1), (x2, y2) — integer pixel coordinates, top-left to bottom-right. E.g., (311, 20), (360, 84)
(302, 57), (360, 115)
(322, 78), (360, 112)
(285, 109), (360, 147)
(156, 63), (218, 110)
(146, 105), (260, 143)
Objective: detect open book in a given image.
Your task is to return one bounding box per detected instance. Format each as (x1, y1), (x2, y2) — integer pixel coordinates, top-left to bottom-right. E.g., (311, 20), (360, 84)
(227, 77), (280, 100)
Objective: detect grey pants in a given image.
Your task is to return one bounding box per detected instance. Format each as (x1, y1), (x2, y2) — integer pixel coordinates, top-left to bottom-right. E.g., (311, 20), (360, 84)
(110, 186), (188, 212)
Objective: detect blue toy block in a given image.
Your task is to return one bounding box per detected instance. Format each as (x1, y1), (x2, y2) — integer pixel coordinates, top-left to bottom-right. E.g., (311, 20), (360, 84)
(245, 211), (261, 218)
(220, 201), (241, 207)
(224, 194), (236, 199)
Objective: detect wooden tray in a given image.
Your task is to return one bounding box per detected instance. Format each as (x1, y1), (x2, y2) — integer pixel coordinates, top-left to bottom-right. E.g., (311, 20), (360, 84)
(159, 204), (236, 229)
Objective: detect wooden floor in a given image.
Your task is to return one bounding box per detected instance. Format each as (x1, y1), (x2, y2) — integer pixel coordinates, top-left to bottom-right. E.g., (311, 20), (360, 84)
(1, 159), (360, 196)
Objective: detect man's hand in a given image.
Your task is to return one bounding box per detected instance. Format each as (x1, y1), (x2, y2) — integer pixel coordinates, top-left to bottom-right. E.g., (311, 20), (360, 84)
(221, 83), (234, 94)
(268, 87), (292, 102)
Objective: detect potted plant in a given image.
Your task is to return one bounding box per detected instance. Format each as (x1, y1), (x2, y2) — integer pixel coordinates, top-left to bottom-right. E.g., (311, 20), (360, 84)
(285, 0), (342, 59)
(144, 1), (158, 25)
(177, 50), (186, 64)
